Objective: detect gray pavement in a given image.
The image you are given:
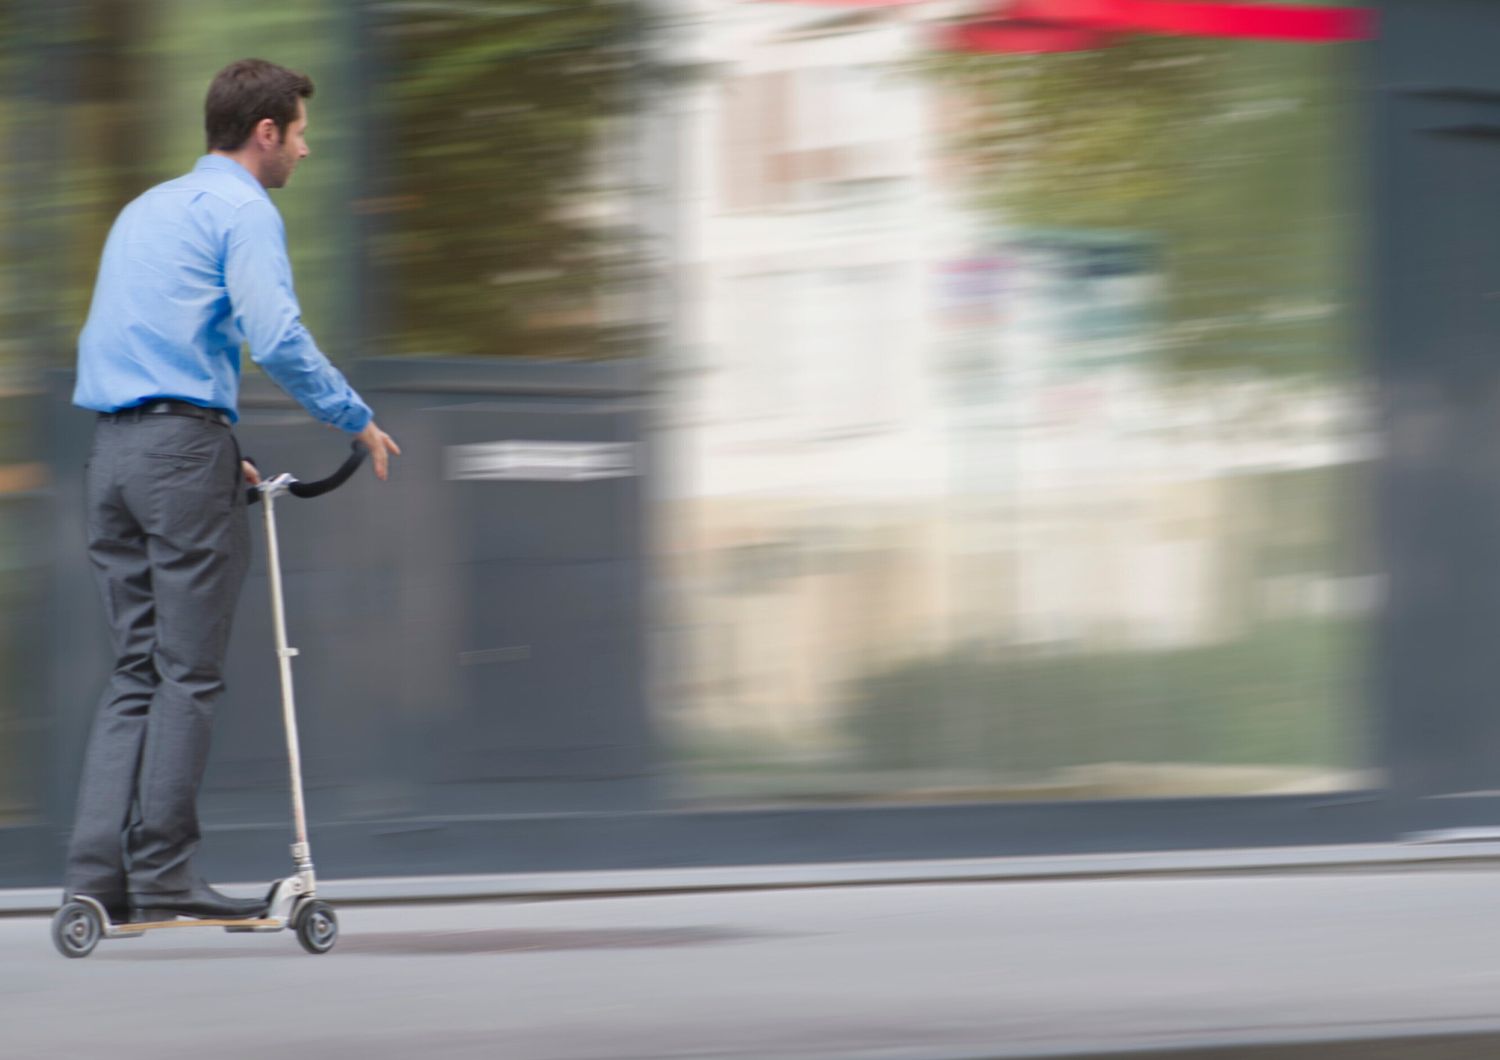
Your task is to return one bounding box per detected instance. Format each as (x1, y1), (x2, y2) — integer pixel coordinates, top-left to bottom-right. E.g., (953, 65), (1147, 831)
(5, 869), (1500, 1059)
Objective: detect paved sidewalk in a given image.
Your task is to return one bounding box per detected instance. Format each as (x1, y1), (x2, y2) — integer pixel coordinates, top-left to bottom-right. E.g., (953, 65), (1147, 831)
(6, 868), (1500, 1058)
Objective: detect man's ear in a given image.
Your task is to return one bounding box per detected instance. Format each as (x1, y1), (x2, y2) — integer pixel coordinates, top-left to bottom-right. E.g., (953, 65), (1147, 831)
(256, 117), (279, 148)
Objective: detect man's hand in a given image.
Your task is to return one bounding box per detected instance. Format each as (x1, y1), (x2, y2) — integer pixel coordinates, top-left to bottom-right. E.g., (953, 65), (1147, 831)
(355, 420), (402, 481)
(242, 460), (261, 486)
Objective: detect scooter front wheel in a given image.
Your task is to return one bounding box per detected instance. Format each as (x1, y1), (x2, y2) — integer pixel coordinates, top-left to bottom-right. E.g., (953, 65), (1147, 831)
(52, 901), (102, 959)
(294, 900), (338, 955)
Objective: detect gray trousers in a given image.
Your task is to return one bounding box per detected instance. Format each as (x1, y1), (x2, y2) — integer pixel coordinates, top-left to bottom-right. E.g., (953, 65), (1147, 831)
(64, 412), (249, 898)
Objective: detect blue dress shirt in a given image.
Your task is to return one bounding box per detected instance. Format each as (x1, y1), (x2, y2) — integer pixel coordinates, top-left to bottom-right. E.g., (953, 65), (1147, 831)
(73, 155), (372, 433)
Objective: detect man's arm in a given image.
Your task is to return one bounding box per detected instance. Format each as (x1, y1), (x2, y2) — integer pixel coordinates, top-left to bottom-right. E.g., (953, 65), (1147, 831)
(224, 198), (400, 479)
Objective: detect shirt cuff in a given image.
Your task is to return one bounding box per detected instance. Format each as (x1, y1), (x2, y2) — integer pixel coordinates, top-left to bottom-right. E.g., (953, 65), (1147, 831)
(331, 401), (373, 434)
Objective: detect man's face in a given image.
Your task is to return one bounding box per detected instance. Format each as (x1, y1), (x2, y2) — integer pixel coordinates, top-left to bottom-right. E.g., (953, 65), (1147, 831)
(264, 100), (310, 189)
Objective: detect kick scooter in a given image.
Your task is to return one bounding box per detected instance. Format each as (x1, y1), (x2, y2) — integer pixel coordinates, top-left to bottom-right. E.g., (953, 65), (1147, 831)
(52, 441), (368, 958)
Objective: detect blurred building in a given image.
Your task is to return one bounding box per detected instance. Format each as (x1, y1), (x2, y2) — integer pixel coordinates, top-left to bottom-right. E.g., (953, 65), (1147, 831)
(662, 0), (956, 754)
(656, 0), (1374, 802)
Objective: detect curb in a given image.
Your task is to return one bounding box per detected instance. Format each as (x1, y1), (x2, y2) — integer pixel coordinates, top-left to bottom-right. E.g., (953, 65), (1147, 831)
(6, 839), (1499, 916)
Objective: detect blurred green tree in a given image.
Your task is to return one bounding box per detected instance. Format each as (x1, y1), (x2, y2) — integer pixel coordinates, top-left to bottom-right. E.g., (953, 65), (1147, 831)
(370, 0), (656, 359)
(930, 22), (1361, 377)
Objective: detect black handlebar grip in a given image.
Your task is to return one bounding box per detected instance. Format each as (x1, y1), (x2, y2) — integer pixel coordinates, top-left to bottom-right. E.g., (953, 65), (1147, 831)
(245, 441), (368, 505)
(243, 454), (260, 507)
(289, 441), (368, 498)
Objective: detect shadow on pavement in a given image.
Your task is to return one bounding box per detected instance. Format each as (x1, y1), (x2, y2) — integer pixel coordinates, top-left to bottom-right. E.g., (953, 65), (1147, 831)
(96, 925), (779, 959)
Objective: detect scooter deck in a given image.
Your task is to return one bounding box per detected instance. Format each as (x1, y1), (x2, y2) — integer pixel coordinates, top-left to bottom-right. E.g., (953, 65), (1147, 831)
(109, 917), (281, 933)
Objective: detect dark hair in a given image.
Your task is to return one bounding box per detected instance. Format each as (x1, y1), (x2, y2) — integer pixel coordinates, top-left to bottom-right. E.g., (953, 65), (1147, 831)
(204, 59), (314, 151)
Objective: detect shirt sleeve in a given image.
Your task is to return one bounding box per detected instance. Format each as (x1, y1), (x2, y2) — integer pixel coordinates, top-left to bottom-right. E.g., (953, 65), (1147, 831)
(224, 198), (372, 433)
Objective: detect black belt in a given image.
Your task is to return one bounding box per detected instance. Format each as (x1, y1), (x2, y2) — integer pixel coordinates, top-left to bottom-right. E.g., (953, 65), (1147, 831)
(100, 400), (232, 428)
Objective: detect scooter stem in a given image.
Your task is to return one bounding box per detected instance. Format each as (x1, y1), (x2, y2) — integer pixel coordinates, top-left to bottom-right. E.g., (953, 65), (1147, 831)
(260, 485), (316, 892)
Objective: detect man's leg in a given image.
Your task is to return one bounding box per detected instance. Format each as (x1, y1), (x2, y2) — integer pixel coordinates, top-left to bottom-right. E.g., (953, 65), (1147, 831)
(62, 427), (158, 905)
(117, 416), (250, 897)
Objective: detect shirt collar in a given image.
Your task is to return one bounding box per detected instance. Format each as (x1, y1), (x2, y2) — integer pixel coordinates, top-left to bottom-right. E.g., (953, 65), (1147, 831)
(193, 154), (270, 200)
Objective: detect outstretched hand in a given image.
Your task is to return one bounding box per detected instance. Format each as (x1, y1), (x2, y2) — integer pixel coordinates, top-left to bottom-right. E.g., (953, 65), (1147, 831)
(355, 420), (402, 481)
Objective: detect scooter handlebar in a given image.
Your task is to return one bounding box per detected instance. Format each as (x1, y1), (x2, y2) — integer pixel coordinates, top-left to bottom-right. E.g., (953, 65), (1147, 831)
(246, 442), (368, 505)
(288, 442), (368, 498)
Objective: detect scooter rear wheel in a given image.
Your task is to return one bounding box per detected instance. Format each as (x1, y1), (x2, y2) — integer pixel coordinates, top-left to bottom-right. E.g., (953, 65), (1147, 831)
(294, 900), (338, 954)
(52, 901), (102, 959)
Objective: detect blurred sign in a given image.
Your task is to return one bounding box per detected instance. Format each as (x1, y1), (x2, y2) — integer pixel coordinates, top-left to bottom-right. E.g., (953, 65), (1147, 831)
(445, 441), (637, 482)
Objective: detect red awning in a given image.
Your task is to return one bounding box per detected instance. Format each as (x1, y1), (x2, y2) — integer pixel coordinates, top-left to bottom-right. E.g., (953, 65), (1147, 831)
(948, 20), (1117, 53)
(1005, 0), (1373, 43)
(775, 0), (1376, 51)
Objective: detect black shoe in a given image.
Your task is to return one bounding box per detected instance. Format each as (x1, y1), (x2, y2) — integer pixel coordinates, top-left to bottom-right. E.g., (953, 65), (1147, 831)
(129, 879), (268, 921)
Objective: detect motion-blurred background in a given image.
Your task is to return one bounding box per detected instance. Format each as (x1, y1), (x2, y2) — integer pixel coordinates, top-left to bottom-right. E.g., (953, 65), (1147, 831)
(1, 0), (1490, 885)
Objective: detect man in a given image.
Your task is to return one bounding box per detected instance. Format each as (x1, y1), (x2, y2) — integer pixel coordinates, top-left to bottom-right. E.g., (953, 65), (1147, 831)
(64, 59), (400, 923)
